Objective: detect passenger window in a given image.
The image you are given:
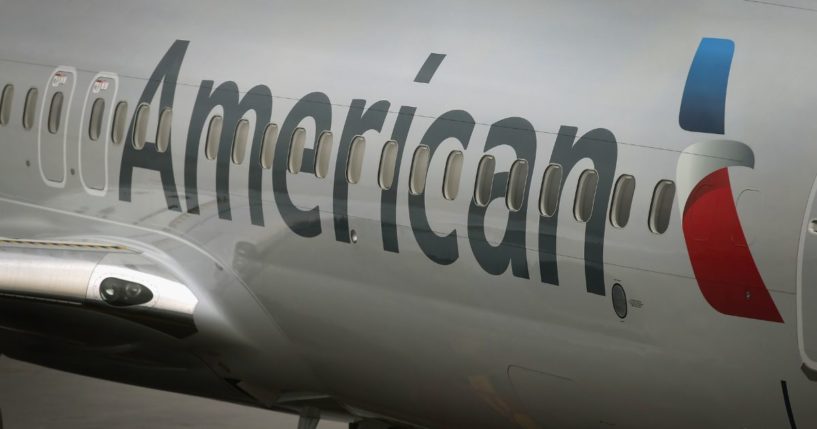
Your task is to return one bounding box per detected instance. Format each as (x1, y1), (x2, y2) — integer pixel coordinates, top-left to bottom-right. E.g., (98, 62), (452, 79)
(259, 123), (278, 169)
(132, 103), (150, 150)
(408, 145), (430, 194)
(574, 169), (599, 222)
(0, 84), (13, 126)
(649, 180), (676, 234)
(346, 136), (366, 184)
(378, 140), (399, 190)
(22, 88), (37, 130)
(314, 131), (333, 178)
(539, 164), (563, 217)
(47, 92), (64, 134)
(231, 119), (249, 164)
(506, 159), (529, 212)
(111, 101), (128, 144)
(610, 174), (636, 228)
(443, 150), (464, 200)
(287, 127), (306, 173)
(155, 108), (173, 153)
(473, 155), (496, 207)
(88, 98), (106, 142)
(204, 115), (223, 160)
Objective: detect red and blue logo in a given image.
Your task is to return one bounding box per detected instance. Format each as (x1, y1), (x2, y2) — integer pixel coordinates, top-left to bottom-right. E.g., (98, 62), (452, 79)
(676, 38), (783, 323)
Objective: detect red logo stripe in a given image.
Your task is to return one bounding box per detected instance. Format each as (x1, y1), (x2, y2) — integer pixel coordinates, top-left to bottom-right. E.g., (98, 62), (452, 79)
(682, 168), (783, 323)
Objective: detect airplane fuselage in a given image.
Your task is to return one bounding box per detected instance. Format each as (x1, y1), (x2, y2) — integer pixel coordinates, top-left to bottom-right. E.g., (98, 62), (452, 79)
(1, 1), (817, 428)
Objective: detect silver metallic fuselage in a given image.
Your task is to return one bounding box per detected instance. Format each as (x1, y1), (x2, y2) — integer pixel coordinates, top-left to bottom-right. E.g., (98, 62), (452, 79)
(1, 1), (816, 428)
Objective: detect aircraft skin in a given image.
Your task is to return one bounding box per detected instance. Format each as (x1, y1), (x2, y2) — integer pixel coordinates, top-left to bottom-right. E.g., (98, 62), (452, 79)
(0, 0), (816, 428)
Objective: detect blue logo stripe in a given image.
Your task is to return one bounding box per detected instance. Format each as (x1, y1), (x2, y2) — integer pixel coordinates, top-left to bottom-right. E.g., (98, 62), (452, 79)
(679, 38), (735, 135)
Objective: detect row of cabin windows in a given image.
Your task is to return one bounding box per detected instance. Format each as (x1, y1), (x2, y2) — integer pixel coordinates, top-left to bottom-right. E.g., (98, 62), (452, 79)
(2, 83), (677, 234)
(568, 169), (675, 234)
(0, 84), (130, 143)
(0, 85), (65, 134)
(1, 84), (40, 130)
(471, 155), (529, 211)
(608, 174), (676, 235)
(196, 113), (369, 182)
(409, 150), (675, 234)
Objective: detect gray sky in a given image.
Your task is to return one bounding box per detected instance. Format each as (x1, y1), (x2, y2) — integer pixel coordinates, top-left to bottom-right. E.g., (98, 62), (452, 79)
(0, 358), (346, 429)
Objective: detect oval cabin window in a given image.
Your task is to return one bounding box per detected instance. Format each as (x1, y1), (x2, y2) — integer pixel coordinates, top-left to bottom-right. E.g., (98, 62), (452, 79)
(22, 87), (38, 130)
(610, 174), (636, 228)
(443, 150), (464, 201)
(378, 140), (399, 190)
(539, 164), (563, 217)
(473, 155), (496, 207)
(574, 169), (599, 223)
(409, 145), (430, 194)
(649, 180), (676, 234)
(506, 159), (529, 212)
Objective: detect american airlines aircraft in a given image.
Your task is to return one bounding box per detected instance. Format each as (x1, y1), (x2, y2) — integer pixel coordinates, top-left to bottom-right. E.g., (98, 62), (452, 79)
(0, 0), (815, 428)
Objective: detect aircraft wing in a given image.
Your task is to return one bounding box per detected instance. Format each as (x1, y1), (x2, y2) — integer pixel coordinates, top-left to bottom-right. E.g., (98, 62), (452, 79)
(0, 238), (198, 339)
(0, 238), (253, 405)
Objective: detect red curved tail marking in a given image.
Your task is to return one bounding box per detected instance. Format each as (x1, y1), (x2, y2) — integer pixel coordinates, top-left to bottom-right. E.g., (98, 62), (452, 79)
(682, 168), (783, 322)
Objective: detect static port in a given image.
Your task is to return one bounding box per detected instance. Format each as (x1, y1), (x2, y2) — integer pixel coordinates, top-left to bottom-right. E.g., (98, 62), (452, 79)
(99, 277), (153, 306)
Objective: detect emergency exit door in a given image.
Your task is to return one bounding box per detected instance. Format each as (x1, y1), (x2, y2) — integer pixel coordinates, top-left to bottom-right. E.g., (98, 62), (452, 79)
(38, 66), (76, 186)
(79, 73), (118, 193)
(798, 175), (817, 370)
